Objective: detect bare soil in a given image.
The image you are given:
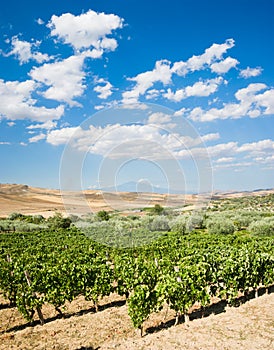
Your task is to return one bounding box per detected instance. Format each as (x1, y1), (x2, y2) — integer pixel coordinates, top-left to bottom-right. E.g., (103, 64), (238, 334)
(0, 291), (273, 350)
(1, 183), (274, 218)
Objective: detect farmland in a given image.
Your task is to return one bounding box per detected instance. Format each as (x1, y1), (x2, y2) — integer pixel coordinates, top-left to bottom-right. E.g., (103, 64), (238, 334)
(0, 185), (274, 349)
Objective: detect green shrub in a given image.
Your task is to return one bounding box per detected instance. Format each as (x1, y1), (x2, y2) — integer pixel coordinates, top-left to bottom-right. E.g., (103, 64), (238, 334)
(47, 213), (72, 229)
(151, 204), (164, 215)
(149, 216), (170, 232)
(8, 212), (24, 220)
(207, 218), (235, 235)
(97, 210), (110, 221)
(170, 216), (187, 234)
(248, 218), (274, 236)
(186, 212), (205, 231)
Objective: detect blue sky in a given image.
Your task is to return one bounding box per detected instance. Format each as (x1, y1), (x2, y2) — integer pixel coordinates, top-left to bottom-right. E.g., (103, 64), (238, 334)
(0, 0), (274, 193)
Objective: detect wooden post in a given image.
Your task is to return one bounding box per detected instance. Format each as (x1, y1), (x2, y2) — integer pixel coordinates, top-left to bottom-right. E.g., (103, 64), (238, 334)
(24, 271), (45, 325)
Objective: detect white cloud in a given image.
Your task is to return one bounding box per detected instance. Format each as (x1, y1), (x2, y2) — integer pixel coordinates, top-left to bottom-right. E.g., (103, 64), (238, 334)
(0, 79), (64, 121)
(94, 105), (105, 110)
(27, 120), (57, 130)
(7, 36), (52, 65)
(189, 83), (274, 122)
(210, 139), (274, 169)
(36, 18), (45, 25)
(123, 39), (235, 103)
(122, 60), (172, 104)
(215, 157), (234, 163)
(46, 119), (274, 172)
(48, 10), (123, 54)
(46, 122), (221, 161)
(240, 66), (263, 78)
(171, 39), (235, 76)
(0, 141), (11, 145)
(213, 161), (253, 170)
(146, 89), (161, 100)
(237, 139), (274, 153)
(204, 141), (238, 158)
(29, 133), (46, 143)
(255, 89), (274, 115)
(148, 112), (172, 125)
(30, 54), (86, 106)
(210, 57), (239, 74)
(46, 126), (84, 146)
(201, 133), (220, 143)
(164, 77), (224, 102)
(94, 80), (113, 99)
(173, 108), (188, 117)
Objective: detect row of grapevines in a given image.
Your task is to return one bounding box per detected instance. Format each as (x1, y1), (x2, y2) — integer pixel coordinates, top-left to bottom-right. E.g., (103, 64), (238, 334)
(0, 227), (273, 334)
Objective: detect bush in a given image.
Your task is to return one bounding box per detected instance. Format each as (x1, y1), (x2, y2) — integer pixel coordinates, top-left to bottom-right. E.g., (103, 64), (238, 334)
(149, 216), (170, 232)
(170, 216), (187, 234)
(97, 210), (110, 221)
(207, 218), (235, 235)
(186, 212), (205, 231)
(248, 218), (274, 236)
(47, 213), (72, 229)
(8, 212), (24, 220)
(151, 204), (164, 215)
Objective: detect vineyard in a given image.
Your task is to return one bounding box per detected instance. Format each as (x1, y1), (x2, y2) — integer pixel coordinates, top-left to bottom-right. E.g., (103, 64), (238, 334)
(0, 195), (274, 341)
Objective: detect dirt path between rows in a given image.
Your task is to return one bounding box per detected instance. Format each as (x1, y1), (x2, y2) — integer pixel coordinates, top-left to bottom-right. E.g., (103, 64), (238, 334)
(0, 291), (273, 350)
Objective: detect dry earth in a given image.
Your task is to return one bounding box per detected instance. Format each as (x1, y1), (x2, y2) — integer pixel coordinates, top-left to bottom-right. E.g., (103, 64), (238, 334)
(0, 291), (273, 350)
(1, 183), (274, 218)
(0, 183), (207, 217)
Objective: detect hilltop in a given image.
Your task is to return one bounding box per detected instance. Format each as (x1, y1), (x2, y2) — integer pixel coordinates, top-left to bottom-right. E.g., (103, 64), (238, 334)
(0, 183), (274, 218)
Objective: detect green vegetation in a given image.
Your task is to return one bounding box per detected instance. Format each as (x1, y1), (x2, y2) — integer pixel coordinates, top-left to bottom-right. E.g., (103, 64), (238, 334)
(0, 212), (71, 232)
(97, 210), (110, 221)
(0, 193), (273, 333)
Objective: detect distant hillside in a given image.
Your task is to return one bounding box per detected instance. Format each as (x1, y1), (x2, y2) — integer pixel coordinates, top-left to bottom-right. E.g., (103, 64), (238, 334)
(0, 183), (273, 218)
(99, 181), (192, 194)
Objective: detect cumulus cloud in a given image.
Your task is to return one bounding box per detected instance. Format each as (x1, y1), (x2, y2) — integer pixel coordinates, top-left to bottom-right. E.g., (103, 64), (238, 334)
(46, 126), (84, 146)
(6, 36), (52, 65)
(148, 112), (172, 125)
(27, 120), (57, 130)
(164, 77), (224, 102)
(30, 54), (86, 106)
(201, 133), (220, 143)
(94, 79), (113, 99)
(122, 60), (172, 104)
(123, 39), (235, 103)
(173, 107), (188, 117)
(29, 133), (46, 143)
(210, 57), (239, 74)
(240, 66), (263, 78)
(46, 122), (221, 161)
(237, 139), (274, 154)
(189, 83), (274, 122)
(171, 39), (235, 76)
(145, 89), (161, 100)
(48, 10), (123, 55)
(0, 79), (64, 121)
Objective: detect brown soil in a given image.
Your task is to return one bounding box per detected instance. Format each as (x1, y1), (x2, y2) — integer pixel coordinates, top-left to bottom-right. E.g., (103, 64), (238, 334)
(1, 183), (274, 218)
(0, 184), (204, 217)
(0, 291), (273, 350)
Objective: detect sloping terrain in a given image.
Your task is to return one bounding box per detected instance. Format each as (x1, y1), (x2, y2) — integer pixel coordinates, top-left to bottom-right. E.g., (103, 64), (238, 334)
(1, 183), (273, 218)
(0, 184), (200, 217)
